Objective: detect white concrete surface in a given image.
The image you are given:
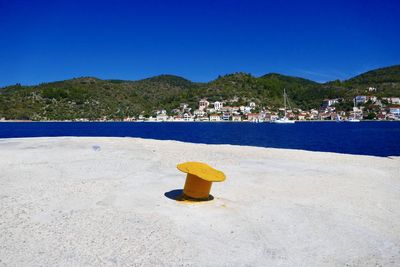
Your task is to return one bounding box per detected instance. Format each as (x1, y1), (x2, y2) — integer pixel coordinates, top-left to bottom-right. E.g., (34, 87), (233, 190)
(0, 137), (399, 266)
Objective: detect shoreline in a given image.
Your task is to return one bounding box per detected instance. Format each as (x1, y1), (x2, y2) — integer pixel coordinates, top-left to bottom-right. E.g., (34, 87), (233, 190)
(1, 119), (399, 123)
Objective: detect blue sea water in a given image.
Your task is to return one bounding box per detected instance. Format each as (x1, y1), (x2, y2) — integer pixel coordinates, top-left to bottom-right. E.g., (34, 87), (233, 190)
(0, 122), (399, 157)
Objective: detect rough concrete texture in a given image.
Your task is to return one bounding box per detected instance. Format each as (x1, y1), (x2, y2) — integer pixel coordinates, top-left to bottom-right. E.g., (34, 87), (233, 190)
(0, 137), (399, 266)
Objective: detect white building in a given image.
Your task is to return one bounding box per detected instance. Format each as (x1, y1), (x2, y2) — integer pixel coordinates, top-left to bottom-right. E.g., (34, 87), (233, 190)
(209, 114), (221, 122)
(193, 109), (205, 117)
(310, 109), (319, 120)
(183, 113), (194, 121)
(384, 97), (400, 104)
(198, 99), (209, 111)
(206, 107), (216, 114)
(221, 113), (231, 121)
(221, 106), (240, 113)
(156, 114), (168, 122)
(322, 99), (340, 107)
(214, 101), (223, 111)
(195, 116), (210, 122)
(389, 106), (400, 118)
(232, 115), (242, 121)
(123, 116), (135, 122)
(240, 106), (252, 114)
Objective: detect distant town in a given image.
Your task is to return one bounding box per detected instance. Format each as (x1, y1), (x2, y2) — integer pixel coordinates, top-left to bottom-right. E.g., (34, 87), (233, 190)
(123, 91), (400, 122)
(2, 86), (398, 123)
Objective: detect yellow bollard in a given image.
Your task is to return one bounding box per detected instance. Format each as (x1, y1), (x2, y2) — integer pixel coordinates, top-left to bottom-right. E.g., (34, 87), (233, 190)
(177, 162), (226, 201)
(183, 174), (212, 200)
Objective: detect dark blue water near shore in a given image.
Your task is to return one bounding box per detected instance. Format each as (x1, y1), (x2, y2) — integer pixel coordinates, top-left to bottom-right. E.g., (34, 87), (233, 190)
(0, 122), (399, 157)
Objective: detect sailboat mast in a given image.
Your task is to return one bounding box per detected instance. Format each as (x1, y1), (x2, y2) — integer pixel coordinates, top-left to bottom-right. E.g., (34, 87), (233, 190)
(284, 89), (287, 118)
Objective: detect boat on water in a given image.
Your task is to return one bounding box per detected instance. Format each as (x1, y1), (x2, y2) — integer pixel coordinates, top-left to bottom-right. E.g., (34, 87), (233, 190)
(336, 114), (343, 122)
(346, 117), (360, 122)
(345, 98), (361, 122)
(272, 117), (295, 124)
(271, 89), (295, 124)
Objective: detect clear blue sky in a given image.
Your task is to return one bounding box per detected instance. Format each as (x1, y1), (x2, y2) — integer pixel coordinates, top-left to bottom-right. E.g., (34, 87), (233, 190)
(1, 0), (399, 86)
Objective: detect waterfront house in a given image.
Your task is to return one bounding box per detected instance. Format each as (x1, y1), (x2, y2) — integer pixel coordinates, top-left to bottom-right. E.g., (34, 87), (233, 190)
(270, 114), (279, 121)
(287, 112), (296, 120)
(330, 113), (339, 120)
(147, 116), (157, 122)
(319, 113), (332, 120)
(376, 113), (386, 120)
(389, 106), (400, 118)
(123, 116), (136, 122)
(209, 114), (221, 122)
(183, 113), (194, 121)
(156, 114), (168, 122)
(306, 110), (318, 120)
(297, 113), (307, 121)
(232, 115), (242, 122)
(195, 116), (210, 122)
(221, 113), (231, 121)
(246, 113), (260, 122)
(263, 113), (272, 121)
(173, 115), (185, 122)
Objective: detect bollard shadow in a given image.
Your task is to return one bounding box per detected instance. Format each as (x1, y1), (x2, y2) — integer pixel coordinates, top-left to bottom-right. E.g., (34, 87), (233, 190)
(164, 189), (214, 202)
(164, 189), (185, 201)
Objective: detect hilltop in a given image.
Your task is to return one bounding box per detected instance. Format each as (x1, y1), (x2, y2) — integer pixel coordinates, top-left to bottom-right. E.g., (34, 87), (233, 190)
(0, 65), (399, 120)
(347, 65), (400, 84)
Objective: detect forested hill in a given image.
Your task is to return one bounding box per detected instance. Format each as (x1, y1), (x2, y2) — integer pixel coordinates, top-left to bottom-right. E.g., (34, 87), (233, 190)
(1, 65), (399, 120)
(347, 65), (400, 84)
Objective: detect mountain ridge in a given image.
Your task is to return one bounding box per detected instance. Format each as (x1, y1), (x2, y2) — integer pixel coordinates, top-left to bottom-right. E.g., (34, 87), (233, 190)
(3, 64), (400, 89)
(1, 65), (399, 120)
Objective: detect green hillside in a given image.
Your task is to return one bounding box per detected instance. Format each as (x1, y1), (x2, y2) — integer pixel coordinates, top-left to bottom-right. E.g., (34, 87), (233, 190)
(1, 65), (399, 120)
(347, 65), (400, 84)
